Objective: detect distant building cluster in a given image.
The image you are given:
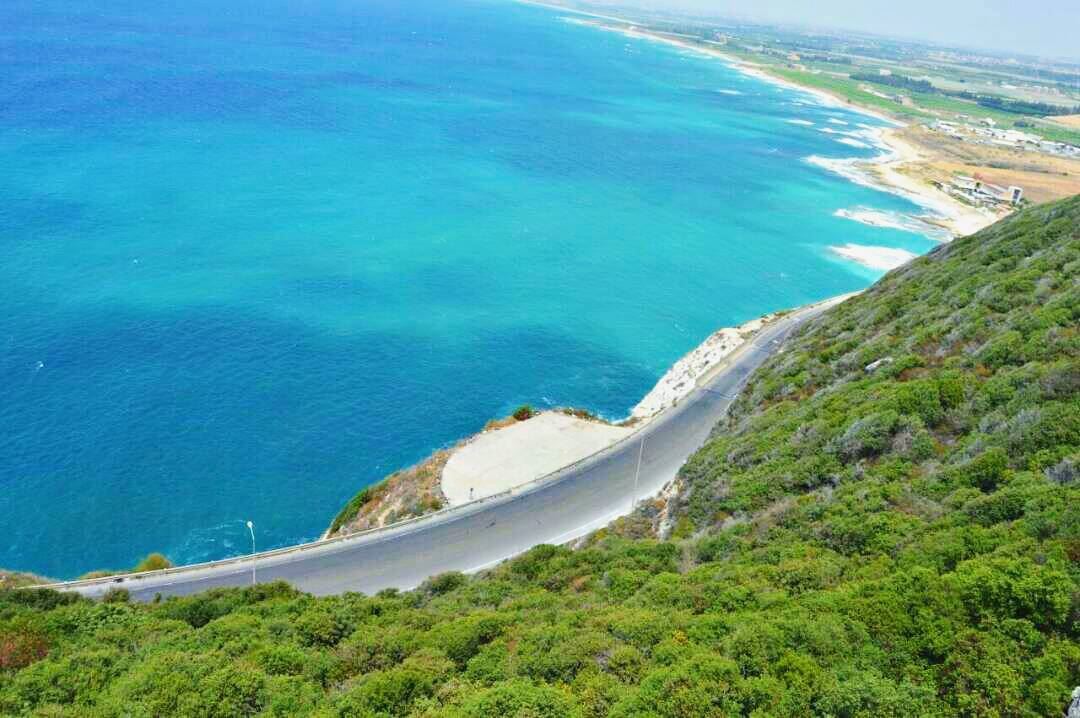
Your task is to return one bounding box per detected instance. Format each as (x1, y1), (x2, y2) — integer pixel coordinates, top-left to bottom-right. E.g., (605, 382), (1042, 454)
(930, 119), (1080, 159)
(937, 175), (1024, 209)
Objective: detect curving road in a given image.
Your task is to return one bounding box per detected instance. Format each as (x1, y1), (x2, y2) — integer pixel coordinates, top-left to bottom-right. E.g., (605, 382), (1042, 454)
(48, 297), (843, 601)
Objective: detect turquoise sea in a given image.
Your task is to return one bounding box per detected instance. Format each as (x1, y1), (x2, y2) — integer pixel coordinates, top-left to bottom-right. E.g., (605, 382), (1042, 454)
(1, 0), (938, 578)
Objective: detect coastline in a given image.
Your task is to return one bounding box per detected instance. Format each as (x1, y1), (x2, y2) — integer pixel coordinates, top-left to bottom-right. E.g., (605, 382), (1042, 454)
(629, 293), (856, 421)
(515, 0), (641, 25)
(563, 19), (895, 123)
(326, 293), (854, 536)
(323, 10), (921, 535)
(628, 311), (778, 419)
(561, 16), (999, 240)
(857, 127), (998, 237)
(327, 5), (996, 541)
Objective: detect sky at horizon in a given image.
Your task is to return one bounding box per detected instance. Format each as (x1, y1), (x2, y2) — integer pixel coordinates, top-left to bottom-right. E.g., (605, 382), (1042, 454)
(574, 0), (1080, 61)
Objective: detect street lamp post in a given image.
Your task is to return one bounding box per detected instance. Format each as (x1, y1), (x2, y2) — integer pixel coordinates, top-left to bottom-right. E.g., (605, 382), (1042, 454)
(246, 520), (256, 586)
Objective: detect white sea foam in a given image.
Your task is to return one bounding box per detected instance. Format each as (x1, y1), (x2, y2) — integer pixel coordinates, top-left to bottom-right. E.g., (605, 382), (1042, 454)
(819, 127), (840, 134)
(842, 126), (887, 142)
(577, 14), (963, 245)
(835, 208), (953, 242)
(807, 153), (949, 226)
(836, 208), (910, 231)
(829, 243), (917, 270)
(837, 208), (917, 232)
(836, 137), (871, 149)
(717, 89), (743, 95)
(806, 155), (896, 195)
(846, 128), (899, 159)
(807, 155), (867, 181)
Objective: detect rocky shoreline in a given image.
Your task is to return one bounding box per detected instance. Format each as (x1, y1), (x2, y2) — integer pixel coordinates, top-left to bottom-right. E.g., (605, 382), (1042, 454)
(324, 296), (851, 538)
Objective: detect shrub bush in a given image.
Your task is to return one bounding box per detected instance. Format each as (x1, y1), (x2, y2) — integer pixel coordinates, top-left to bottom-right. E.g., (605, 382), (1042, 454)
(133, 553), (173, 573)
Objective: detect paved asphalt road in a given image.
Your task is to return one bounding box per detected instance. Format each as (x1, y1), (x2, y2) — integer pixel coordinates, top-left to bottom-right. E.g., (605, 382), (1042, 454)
(51, 299), (839, 601)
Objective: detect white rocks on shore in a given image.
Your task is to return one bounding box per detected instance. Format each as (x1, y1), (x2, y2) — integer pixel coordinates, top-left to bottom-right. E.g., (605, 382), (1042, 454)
(439, 313), (774, 506)
(433, 294), (854, 510)
(630, 314), (772, 420)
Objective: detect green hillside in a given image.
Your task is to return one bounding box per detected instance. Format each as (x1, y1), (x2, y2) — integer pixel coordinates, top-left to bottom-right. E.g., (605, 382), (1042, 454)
(2, 197), (1078, 716)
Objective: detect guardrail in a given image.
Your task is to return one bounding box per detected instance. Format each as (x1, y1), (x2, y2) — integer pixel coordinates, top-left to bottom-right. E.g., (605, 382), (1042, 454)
(38, 380), (679, 594)
(35, 485), (519, 593)
(37, 297), (842, 594)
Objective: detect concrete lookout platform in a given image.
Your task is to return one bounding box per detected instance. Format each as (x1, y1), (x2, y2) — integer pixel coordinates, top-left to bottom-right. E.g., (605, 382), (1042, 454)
(441, 412), (632, 505)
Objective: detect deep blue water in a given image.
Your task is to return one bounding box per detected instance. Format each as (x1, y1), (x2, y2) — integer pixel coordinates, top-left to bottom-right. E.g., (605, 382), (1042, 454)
(0, 0), (937, 578)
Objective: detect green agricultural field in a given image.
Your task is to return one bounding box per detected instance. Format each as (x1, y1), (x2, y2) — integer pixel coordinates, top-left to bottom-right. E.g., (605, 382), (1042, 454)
(768, 66), (933, 119)
(2, 197), (1078, 716)
(719, 40), (1080, 145)
(1030, 121), (1080, 147)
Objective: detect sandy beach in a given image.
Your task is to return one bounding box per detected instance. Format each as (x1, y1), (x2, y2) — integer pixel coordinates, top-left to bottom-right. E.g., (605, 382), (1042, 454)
(568, 19), (899, 123)
(517, 0), (640, 25)
(862, 128), (999, 237)
(805, 127), (998, 238)
(564, 17), (1000, 241)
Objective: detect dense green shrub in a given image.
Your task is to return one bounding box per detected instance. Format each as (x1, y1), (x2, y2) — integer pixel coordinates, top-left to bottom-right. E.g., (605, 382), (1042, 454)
(133, 553), (173, 573)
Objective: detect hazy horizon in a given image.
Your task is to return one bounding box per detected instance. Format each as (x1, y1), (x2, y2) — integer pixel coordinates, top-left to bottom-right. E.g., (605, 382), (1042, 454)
(567, 0), (1080, 62)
